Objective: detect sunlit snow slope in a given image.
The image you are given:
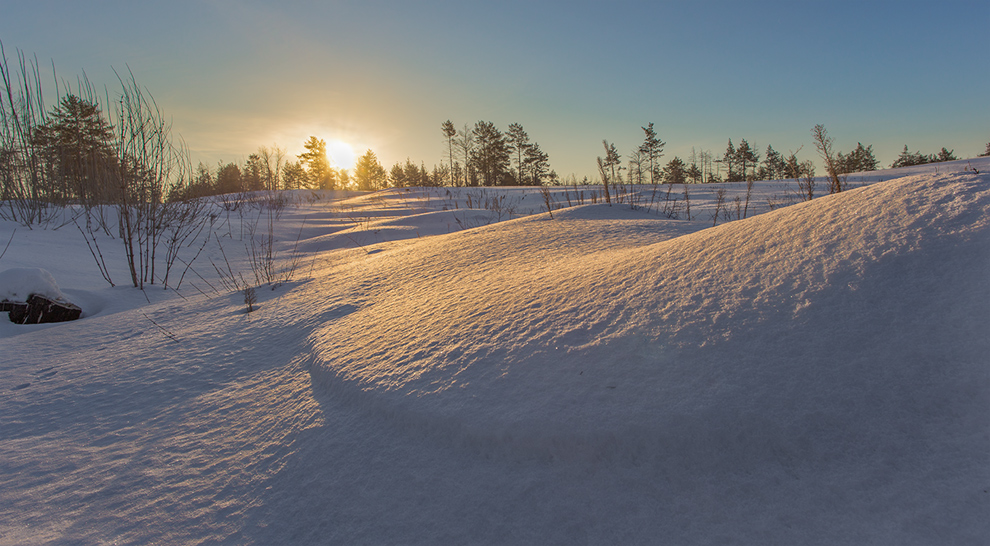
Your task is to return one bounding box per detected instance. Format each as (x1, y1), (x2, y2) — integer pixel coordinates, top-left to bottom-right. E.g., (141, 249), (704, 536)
(1, 166), (988, 545)
(306, 172), (990, 539)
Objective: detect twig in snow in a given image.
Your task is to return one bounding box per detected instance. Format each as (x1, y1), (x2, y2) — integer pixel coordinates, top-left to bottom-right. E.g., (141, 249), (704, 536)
(72, 218), (115, 287)
(143, 313), (179, 342)
(0, 229), (14, 261)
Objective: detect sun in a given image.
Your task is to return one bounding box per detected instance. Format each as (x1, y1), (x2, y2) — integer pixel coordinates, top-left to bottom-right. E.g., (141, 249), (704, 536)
(326, 139), (356, 171)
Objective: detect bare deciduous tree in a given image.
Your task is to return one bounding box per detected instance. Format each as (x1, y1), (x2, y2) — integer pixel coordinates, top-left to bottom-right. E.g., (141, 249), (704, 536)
(539, 183), (554, 219)
(597, 140), (620, 205)
(711, 187), (726, 227)
(441, 120), (457, 185)
(455, 124), (474, 186)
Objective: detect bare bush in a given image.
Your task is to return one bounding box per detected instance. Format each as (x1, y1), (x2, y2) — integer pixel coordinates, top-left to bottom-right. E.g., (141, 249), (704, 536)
(0, 42), (64, 226)
(111, 69), (195, 288)
(539, 184), (555, 219)
(683, 183), (691, 220)
(743, 178), (754, 218)
(786, 147), (816, 202)
(73, 214), (115, 286)
(160, 199), (209, 289)
(243, 286), (256, 313)
(245, 210), (304, 288)
(464, 188), (520, 221)
(711, 187), (727, 227)
(766, 194), (794, 211)
(1, 43), (203, 289)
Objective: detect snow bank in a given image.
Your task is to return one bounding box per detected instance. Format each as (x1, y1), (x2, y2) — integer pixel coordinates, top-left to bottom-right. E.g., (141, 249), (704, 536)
(310, 173), (990, 441)
(0, 267), (66, 302)
(306, 171), (990, 539)
(2, 169), (988, 544)
(841, 154), (990, 184)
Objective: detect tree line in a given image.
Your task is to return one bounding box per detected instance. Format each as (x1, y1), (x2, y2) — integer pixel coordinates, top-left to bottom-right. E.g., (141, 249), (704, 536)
(593, 122), (985, 197)
(177, 136), (347, 200)
(5, 38), (985, 208)
(889, 145), (959, 168)
(173, 119), (557, 199)
(8, 83), (982, 205)
(438, 120), (555, 187)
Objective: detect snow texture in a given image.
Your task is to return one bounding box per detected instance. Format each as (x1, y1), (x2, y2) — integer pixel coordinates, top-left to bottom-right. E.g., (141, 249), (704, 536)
(0, 268), (66, 302)
(1, 158), (988, 545)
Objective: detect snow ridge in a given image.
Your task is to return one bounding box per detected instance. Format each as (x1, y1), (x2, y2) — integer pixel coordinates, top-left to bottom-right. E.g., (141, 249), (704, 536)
(304, 173), (990, 538)
(2, 167), (988, 544)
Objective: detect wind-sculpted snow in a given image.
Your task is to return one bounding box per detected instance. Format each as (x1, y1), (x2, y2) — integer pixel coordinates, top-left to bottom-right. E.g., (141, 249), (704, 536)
(1, 168), (988, 544)
(306, 172), (990, 538)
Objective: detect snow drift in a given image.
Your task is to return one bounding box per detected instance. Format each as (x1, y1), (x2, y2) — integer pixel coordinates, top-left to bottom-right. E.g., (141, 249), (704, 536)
(1, 165), (988, 544)
(306, 172), (990, 540)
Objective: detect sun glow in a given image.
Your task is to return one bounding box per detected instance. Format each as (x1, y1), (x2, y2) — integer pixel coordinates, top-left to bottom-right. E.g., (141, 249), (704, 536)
(326, 139), (356, 171)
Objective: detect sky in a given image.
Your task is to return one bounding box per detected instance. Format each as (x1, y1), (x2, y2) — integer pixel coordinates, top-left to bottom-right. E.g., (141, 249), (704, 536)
(1, 0), (987, 179)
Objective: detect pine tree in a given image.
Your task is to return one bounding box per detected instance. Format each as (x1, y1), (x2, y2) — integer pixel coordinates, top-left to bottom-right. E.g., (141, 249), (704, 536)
(662, 157), (686, 184)
(812, 124), (843, 193)
(891, 145), (929, 168)
(243, 153), (265, 192)
(353, 149), (387, 191)
(639, 123), (665, 185)
(935, 147), (957, 162)
(760, 145), (785, 180)
(298, 136), (335, 189)
(686, 163), (702, 184)
(837, 142), (879, 173)
(32, 94), (115, 202)
(389, 162), (406, 188)
(215, 162), (242, 195)
(735, 139), (759, 182)
(506, 123), (530, 185)
(403, 158), (421, 186)
(419, 161), (431, 186)
(432, 164), (448, 187)
(858, 143), (879, 171)
(603, 141), (621, 183)
(523, 142), (549, 186)
(179, 162), (215, 199)
(281, 161), (306, 190)
(471, 121), (509, 186)
(980, 143), (990, 157)
(722, 139), (738, 182)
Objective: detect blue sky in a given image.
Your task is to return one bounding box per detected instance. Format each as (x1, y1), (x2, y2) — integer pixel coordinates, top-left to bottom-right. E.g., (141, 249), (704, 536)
(2, 0), (987, 178)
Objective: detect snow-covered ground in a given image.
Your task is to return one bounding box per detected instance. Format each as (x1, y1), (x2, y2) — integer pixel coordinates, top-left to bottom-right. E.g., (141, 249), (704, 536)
(1, 158), (989, 545)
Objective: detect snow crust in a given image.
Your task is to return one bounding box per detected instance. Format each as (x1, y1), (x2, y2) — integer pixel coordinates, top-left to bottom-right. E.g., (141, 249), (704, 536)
(1, 160), (988, 544)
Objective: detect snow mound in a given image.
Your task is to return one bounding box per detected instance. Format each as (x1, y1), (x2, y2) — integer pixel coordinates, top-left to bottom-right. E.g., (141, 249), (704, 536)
(2, 172), (988, 544)
(309, 172), (990, 473)
(0, 267), (66, 302)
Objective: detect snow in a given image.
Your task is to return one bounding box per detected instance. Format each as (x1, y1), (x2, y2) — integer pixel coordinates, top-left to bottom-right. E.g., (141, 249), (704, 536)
(0, 268), (66, 302)
(1, 159), (989, 544)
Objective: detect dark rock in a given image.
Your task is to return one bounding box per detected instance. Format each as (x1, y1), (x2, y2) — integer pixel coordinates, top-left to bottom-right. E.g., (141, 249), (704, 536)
(0, 300), (28, 322)
(2, 294), (81, 324)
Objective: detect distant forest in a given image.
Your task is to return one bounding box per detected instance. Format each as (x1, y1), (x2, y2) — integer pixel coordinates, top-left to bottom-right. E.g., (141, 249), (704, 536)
(176, 120), (979, 199)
